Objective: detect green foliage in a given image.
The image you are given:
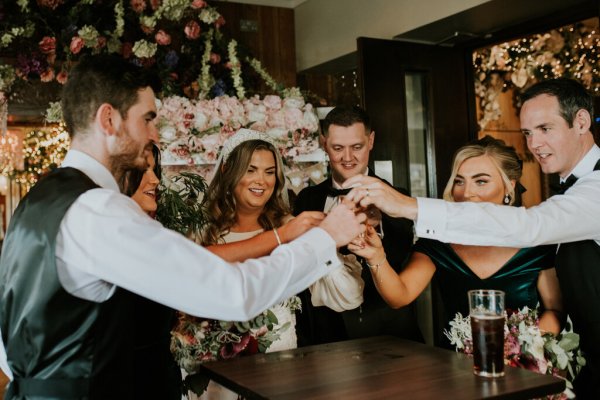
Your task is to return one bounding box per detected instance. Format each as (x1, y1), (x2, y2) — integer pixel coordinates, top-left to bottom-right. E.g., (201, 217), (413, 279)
(155, 171), (208, 238)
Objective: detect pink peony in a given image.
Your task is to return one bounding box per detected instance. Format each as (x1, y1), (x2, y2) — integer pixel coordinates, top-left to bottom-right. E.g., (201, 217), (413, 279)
(215, 16), (226, 28)
(149, 0), (161, 10)
(129, 0), (146, 13)
(155, 30), (171, 45)
(56, 71), (68, 84)
(40, 68), (55, 82)
(69, 36), (84, 54)
(184, 21), (201, 40)
(263, 95), (282, 110)
(39, 36), (56, 54)
(209, 52), (221, 64)
(191, 0), (207, 8)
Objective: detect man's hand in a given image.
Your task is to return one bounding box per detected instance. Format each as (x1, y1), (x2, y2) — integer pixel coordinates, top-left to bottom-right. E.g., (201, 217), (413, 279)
(343, 175), (418, 220)
(320, 203), (366, 248)
(278, 211), (325, 243)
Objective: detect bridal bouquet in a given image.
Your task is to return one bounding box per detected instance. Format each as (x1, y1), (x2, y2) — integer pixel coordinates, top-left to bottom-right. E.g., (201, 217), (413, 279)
(445, 306), (585, 399)
(170, 296), (301, 394)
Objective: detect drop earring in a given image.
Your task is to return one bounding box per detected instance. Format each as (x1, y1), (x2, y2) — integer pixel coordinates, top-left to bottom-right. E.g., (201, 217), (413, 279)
(503, 194), (510, 205)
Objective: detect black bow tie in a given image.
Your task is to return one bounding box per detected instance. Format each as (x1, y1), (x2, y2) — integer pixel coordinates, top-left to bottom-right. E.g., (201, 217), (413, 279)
(328, 187), (351, 197)
(556, 174), (578, 195)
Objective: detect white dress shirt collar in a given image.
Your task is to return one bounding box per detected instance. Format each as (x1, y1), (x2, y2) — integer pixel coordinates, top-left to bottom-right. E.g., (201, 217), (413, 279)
(568, 144), (600, 181)
(61, 150), (120, 192)
(331, 167), (369, 189)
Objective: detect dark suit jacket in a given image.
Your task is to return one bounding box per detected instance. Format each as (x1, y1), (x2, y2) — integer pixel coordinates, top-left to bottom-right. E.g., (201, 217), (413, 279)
(293, 172), (423, 346)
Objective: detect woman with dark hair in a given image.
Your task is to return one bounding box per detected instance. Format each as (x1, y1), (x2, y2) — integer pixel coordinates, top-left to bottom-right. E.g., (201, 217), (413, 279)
(120, 145), (182, 399)
(349, 136), (565, 347)
(122, 144), (161, 211)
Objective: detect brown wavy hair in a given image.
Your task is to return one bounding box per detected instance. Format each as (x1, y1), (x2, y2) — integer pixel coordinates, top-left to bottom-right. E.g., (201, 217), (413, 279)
(202, 139), (290, 245)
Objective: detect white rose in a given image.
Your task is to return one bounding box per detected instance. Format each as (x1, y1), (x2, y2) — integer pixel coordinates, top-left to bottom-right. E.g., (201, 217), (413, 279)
(283, 96), (305, 109)
(160, 125), (177, 142)
(194, 113), (208, 131)
(267, 127), (288, 140)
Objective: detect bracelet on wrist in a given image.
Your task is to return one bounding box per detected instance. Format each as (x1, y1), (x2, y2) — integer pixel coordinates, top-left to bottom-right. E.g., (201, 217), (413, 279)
(273, 227), (282, 246)
(367, 257), (386, 284)
(366, 258), (386, 270)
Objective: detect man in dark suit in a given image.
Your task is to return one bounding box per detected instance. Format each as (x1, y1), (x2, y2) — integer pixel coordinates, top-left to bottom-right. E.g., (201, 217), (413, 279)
(293, 105), (423, 346)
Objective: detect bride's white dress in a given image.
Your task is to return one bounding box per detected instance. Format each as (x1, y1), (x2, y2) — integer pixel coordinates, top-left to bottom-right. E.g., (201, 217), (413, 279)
(183, 227), (365, 399)
(185, 229), (298, 400)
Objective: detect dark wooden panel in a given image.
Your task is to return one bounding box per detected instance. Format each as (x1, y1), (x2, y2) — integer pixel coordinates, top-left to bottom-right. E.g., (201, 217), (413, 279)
(217, 2), (296, 91)
(357, 37), (473, 194)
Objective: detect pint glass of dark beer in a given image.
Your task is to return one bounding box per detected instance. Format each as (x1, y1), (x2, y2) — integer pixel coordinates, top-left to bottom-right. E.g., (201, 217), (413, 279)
(468, 289), (505, 377)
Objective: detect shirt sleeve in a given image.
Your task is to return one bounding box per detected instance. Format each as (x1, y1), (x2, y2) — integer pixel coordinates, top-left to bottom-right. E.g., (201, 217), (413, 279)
(58, 189), (341, 321)
(415, 171), (600, 247)
(309, 253), (364, 312)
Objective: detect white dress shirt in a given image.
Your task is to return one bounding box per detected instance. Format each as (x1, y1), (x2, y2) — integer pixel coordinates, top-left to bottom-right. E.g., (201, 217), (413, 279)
(415, 144), (600, 247)
(0, 150), (340, 379)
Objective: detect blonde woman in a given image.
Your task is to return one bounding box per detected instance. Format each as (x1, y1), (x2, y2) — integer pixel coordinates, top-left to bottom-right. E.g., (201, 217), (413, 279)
(349, 136), (565, 347)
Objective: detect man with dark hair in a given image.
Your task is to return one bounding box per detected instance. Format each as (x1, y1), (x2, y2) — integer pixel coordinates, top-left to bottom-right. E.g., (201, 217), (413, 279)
(345, 78), (600, 398)
(0, 55), (365, 398)
(294, 105), (423, 346)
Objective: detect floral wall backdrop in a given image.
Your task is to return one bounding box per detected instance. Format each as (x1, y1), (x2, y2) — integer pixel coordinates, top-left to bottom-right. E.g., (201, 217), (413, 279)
(0, 0), (328, 193)
(474, 19), (599, 130)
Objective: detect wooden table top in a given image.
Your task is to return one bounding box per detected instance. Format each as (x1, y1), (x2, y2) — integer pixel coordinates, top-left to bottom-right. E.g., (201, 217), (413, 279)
(199, 336), (566, 400)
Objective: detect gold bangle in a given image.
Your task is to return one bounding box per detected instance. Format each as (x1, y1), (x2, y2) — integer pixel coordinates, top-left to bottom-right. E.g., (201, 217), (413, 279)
(273, 227), (282, 246)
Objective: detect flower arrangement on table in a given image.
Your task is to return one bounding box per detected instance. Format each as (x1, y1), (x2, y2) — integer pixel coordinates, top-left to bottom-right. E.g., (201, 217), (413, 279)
(473, 20), (599, 129)
(445, 306), (585, 399)
(171, 297), (302, 395)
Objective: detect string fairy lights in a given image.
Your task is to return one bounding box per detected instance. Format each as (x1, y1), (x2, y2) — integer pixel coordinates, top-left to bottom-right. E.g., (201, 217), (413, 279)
(12, 123), (70, 190)
(473, 20), (599, 129)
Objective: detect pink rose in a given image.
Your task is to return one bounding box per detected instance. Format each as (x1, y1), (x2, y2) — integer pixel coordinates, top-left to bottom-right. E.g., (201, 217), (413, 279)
(155, 30), (171, 46)
(263, 95), (282, 110)
(69, 36), (84, 54)
(56, 71), (68, 84)
(209, 52), (221, 64)
(149, 0), (160, 10)
(191, 0), (206, 8)
(215, 16), (226, 28)
(40, 68), (55, 83)
(184, 21), (201, 40)
(130, 0), (146, 13)
(39, 36), (56, 54)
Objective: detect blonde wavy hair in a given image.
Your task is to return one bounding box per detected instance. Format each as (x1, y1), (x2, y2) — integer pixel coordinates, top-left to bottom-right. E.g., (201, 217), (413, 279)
(442, 136), (523, 206)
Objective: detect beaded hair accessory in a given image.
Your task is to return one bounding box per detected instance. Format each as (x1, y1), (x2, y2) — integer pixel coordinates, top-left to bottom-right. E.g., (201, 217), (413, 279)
(212, 128), (289, 205)
(216, 128), (278, 166)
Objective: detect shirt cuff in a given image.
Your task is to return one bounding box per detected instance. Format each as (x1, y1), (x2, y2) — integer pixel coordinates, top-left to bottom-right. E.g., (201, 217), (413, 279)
(415, 197), (447, 239)
(299, 227), (342, 271)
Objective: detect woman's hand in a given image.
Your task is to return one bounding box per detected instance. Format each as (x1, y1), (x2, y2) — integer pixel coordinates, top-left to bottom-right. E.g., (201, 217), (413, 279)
(343, 175), (418, 220)
(278, 211), (326, 243)
(347, 224), (386, 266)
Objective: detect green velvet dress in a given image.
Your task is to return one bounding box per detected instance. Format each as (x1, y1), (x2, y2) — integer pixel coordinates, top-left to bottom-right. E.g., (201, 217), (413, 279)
(413, 238), (556, 348)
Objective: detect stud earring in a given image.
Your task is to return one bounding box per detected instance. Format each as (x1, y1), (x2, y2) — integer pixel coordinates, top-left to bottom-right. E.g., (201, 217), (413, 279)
(503, 194), (510, 205)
